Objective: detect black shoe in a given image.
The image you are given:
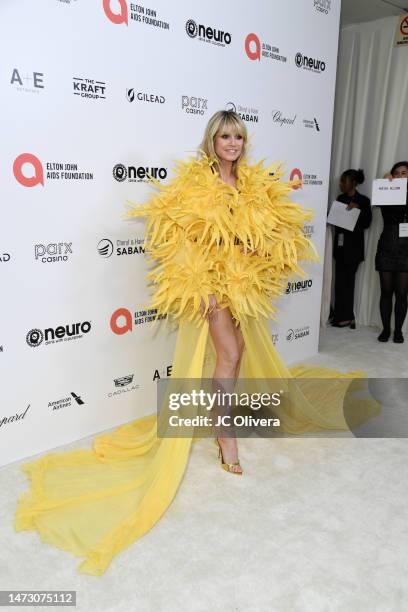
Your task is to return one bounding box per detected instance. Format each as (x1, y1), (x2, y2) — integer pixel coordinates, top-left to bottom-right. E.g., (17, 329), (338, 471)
(331, 320), (352, 328)
(393, 331), (404, 343)
(378, 329), (390, 342)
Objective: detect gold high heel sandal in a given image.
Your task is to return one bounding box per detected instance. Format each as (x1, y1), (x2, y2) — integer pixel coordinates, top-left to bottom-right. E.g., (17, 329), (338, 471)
(215, 438), (243, 475)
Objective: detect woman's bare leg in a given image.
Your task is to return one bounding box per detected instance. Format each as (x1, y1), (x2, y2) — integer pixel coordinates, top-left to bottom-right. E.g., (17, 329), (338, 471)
(232, 320), (245, 381)
(207, 307), (244, 473)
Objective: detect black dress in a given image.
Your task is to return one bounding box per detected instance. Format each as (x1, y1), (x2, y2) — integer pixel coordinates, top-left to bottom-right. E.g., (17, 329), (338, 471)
(332, 191), (372, 322)
(375, 202), (408, 271)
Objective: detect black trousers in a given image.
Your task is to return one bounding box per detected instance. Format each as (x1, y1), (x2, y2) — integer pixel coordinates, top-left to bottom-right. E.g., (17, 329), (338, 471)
(333, 257), (360, 321)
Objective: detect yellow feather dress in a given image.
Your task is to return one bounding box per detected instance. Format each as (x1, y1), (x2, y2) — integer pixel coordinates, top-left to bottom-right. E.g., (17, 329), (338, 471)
(14, 155), (381, 576)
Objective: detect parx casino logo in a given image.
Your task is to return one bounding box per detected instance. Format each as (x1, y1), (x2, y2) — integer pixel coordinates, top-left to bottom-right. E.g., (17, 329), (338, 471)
(314, 0), (331, 14)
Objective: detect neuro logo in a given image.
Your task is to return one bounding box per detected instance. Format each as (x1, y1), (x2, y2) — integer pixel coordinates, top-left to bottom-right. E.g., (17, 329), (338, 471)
(185, 19), (231, 45)
(286, 279), (313, 294)
(103, 0), (128, 25)
(186, 19), (198, 38)
(295, 52), (326, 73)
(290, 168), (303, 190)
(26, 328), (44, 347)
(111, 308), (132, 335)
(113, 164), (127, 182)
(98, 239), (114, 258)
(286, 329), (294, 342)
(245, 33), (261, 61)
(13, 153), (44, 187)
(126, 88), (135, 102)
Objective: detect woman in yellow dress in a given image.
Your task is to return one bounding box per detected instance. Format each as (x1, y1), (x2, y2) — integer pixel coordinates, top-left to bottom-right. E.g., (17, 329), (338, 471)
(14, 110), (380, 576)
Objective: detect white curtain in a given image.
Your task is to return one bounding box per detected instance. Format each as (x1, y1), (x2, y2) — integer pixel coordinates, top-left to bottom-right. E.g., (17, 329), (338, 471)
(323, 15), (408, 329)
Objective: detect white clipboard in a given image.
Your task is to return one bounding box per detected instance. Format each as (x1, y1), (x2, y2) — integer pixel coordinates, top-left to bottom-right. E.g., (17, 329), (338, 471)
(327, 200), (360, 231)
(372, 178), (407, 206)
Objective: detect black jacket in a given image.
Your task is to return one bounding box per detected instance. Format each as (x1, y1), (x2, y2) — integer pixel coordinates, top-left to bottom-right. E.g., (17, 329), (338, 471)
(333, 191), (372, 264)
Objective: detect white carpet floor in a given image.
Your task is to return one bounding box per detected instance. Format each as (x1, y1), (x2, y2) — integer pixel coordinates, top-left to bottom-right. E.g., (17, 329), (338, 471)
(1, 325), (407, 612)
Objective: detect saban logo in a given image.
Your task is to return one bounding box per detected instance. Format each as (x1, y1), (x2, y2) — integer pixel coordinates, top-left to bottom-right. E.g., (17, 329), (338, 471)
(286, 326), (310, 342)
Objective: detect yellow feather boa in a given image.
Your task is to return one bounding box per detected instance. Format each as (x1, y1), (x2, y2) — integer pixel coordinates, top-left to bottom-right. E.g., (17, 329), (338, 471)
(125, 154), (319, 325)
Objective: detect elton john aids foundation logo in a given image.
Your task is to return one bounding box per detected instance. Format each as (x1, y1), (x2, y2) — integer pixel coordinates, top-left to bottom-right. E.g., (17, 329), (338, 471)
(103, 0), (128, 25)
(245, 33), (287, 63)
(13, 153), (93, 186)
(13, 153), (44, 187)
(290, 168), (303, 190)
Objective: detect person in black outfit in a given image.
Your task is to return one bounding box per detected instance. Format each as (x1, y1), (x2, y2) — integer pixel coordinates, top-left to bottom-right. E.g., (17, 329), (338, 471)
(332, 169), (372, 328)
(375, 161), (408, 343)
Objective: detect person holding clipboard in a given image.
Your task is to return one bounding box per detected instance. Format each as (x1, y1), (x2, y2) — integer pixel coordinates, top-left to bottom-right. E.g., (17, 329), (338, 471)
(375, 161), (408, 343)
(331, 169), (372, 328)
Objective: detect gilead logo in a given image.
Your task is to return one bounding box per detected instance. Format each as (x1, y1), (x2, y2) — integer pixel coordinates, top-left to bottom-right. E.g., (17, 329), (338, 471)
(245, 33), (261, 61)
(103, 0), (128, 25)
(111, 308), (132, 334)
(290, 168), (303, 190)
(13, 153), (44, 187)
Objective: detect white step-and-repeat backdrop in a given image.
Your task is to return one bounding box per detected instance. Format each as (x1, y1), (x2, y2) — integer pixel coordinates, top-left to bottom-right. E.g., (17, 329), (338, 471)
(0, 0), (339, 466)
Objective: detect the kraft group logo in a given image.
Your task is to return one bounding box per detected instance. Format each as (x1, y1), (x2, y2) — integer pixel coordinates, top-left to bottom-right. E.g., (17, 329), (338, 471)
(290, 168), (303, 190)
(103, 0), (128, 25)
(295, 52), (326, 73)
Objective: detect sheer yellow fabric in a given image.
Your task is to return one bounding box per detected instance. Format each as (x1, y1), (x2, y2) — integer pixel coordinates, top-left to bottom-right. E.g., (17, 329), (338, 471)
(14, 156), (380, 574)
(15, 315), (380, 576)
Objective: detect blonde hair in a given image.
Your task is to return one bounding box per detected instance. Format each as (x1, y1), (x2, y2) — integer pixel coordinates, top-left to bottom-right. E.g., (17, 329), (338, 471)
(199, 110), (248, 176)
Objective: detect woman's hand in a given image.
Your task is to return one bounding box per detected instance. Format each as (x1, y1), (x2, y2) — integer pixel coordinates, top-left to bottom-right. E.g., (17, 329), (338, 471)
(383, 173), (393, 181)
(346, 202), (361, 210)
(200, 294), (218, 320)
